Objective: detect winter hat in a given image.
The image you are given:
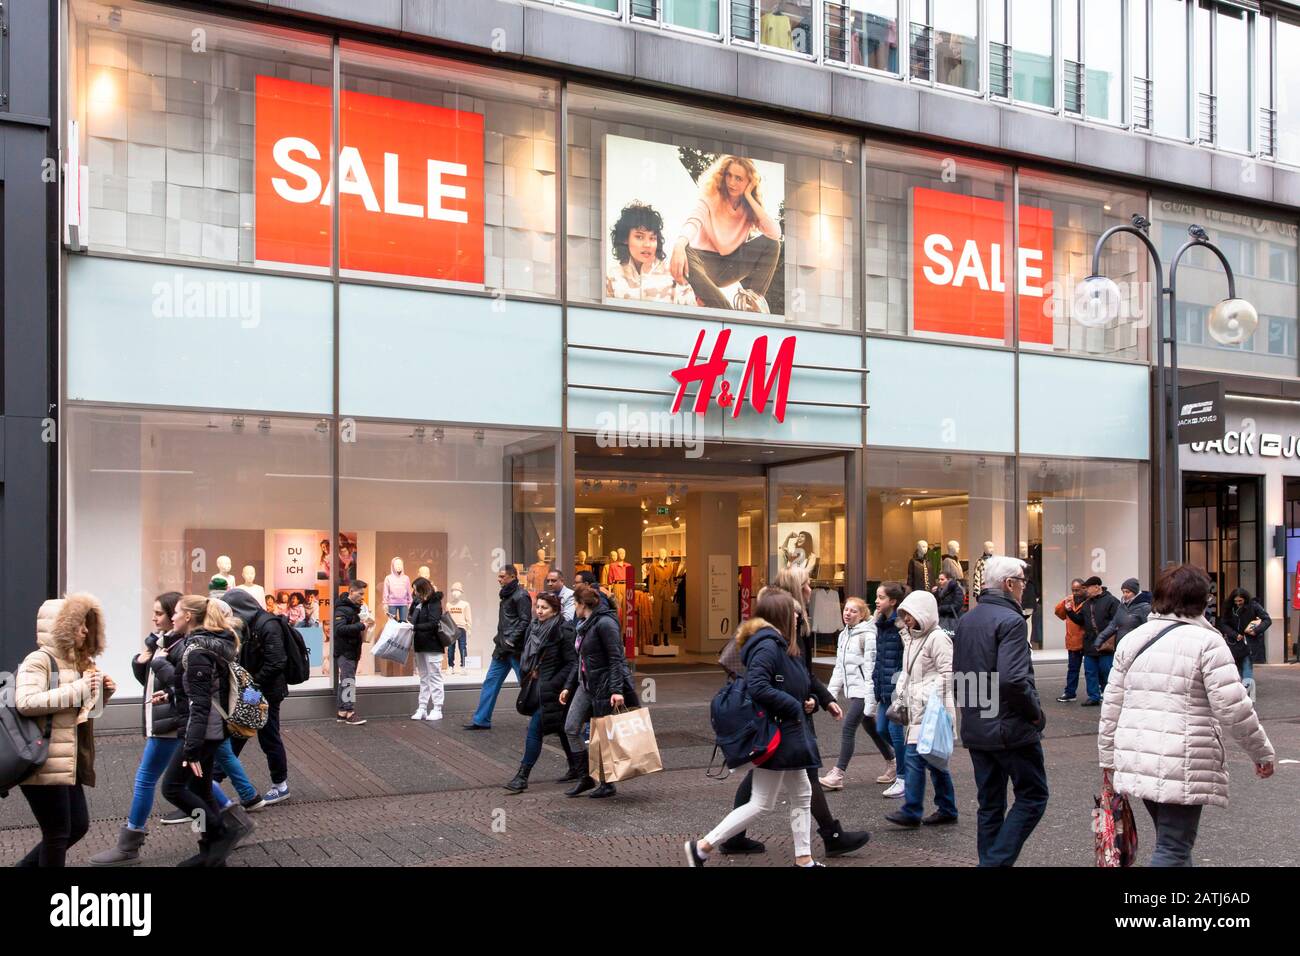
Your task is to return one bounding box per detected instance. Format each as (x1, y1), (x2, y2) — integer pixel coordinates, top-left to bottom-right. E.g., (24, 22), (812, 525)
(1121, 577), (1140, 595)
(1084, 576), (1104, 588)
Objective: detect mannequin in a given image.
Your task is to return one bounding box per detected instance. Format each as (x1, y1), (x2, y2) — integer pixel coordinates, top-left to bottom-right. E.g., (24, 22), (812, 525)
(605, 549), (630, 624)
(444, 581), (473, 673)
(417, 565), (431, 581)
(239, 565), (265, 606)
(211, 555), (235, 591)
(941, 540), (963, 584)
(601, 551), (621, 586)
(1019, 541), (1039, 645)
(649, 547), (676, 646)
(971, 541), (995, 604)
(527, 548), (549, 593)
(383, 558), (413, 623)
(907, 539), (930, 594)
(574, 550), (592, 575)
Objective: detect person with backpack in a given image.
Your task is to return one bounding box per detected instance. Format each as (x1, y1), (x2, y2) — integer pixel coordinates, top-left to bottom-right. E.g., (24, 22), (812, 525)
(88, 592), (258, 866)
(504, 591), (578, 793)
(223, 587), (297, 805)
(159, 595), (245, 867)
(819, 596), (893, 791)
(409, 577), (446, 721)
(10, 593), (115, 867)
(686, 590), (823, 868)
(332, 580), (371, 726)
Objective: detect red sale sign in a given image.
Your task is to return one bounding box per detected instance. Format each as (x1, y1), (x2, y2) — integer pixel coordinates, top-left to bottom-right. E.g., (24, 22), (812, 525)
(1292, 561), (1300, 610)
(255, 76), (485, 283)
(911, 187), (1054, 345)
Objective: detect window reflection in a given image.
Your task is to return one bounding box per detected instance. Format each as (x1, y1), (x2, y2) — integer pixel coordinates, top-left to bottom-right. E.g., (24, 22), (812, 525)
(851, 0), (900, 73)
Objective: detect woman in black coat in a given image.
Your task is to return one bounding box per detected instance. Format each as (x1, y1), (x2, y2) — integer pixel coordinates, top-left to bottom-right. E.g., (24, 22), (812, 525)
(1221, 588), (1271, 680)
(561, 585), (638, 798)
(686, 590), (823, 867)
(408, 577), (446, 720)
(504, 591), (577, 794)
(934, 572), (965, 632)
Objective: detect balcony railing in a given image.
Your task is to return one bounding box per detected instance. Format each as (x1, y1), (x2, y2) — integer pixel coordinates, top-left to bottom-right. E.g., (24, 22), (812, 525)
(1197, 91), (1217, 145)
(731, 0), (755, 43)
(630, 0), (658, 21)
(1064, 59), (1084, 114)
(910, 21), (933, 82)
(823, 1), (849, 64)
(989, 41), (1011, 99)
(1132, 75), (1152, 131)
(1258, 105), (1277, 158)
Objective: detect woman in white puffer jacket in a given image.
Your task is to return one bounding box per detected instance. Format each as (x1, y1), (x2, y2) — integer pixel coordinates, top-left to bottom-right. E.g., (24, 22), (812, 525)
(820, 597), (898, 790)
(1098, 564), (1275, 867)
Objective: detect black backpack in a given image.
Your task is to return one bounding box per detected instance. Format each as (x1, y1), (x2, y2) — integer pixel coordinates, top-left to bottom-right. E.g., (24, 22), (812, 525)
(709, 636), (784, 771)
(0, 652), (58, 797)
(271, 615), (311, 686)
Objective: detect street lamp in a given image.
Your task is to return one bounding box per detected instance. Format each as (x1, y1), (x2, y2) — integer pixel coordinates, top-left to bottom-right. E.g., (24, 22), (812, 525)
(1078, 214), (1258, 569)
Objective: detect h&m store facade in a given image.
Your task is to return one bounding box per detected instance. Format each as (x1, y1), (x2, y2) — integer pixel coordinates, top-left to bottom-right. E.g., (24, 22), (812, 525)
(59, 0), (1300, 708)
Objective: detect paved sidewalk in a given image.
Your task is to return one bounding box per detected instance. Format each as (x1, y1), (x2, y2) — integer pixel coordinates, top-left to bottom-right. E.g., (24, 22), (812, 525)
(2, 666), (1298, 867)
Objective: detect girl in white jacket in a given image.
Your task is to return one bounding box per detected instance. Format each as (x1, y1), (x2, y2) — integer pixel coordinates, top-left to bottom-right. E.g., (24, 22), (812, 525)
(820, 598), (898, 789)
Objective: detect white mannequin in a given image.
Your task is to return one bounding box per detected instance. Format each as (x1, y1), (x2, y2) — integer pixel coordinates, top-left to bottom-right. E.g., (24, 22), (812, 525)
(212, 555), (235, 590)
(984, 540), (995, 557)
(916, 539), (928, 559)
(658, 547), (669, 564)
(908, 539), (930, 593)
(417, 565), (431, 581)
(240, 565), (266, 605)
(942, 540), (963, 584)
(577, 550), (588, 565)
(602, 550), (621, 586)
(1019, 541), (1030, 560)
(444, 580), (473, 673)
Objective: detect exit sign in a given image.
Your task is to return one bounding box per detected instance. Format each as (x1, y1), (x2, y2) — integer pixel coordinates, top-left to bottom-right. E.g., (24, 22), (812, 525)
(656, 506), (670, 515)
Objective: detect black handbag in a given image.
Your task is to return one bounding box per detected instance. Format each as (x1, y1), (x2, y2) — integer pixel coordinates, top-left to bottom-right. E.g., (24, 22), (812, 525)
(437, 613), (458, 650)
(0, 652), (58, 797)
(515, 669), (541, 716)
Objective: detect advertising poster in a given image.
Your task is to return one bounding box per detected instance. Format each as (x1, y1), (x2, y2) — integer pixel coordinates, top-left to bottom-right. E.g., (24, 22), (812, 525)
(708, 553), (734, 641)
(603, 134), (786, 315)
(777, 523), (821, 577)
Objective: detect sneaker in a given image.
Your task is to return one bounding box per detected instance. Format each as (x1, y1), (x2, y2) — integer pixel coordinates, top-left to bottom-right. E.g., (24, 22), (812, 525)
(262, 786), (291, 806)
(160, 809), (191, 826)
(818, 767), (845, 790)
(411, 709), (427, 720)
(882, 779), (906, 798)
(683, 840), (708, 867)
(426, 709), (443, 721)
(1056, 694), (1077, 703)
(795, 860), (828, 867)
(876, 762), (897, 784)
(344, 714), (367, 725)
(241, 795), (266, 813)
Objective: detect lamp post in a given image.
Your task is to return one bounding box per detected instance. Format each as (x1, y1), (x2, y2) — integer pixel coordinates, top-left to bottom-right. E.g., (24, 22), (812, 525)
(1076, 214), (1258, 569)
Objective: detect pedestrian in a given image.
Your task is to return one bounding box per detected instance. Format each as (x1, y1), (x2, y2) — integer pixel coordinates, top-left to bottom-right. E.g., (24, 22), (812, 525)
(408, 576), (446, 721)
(1115, 577), (1152, 648)
(1099, 564), (1275, 866)
(464, 564), (533, 730)
(872, 582), (908, 795)
(89, 592), (258, 866)
(1053, 578), (1087, 703)
(819, 596), (894, 791)
(574, 570), (615, 612)
(718, 567), (870, 857)
(13, 593), (115, 867)
(1067, 575), (1121, 706)
(933, 571), (965, 633)
(504, 592), (578, 793)
(561, 584), (636, 797)
(685, 590), (824, 867)
(160, 595), (244, 867)
(544, 568), (576, 621)
(222, 587), (293, 802)
(884, 589), (958, 829)
(952, 556), (1048, 865)
(332, 580), (370, 726)
(1219, 587), (1270, 690)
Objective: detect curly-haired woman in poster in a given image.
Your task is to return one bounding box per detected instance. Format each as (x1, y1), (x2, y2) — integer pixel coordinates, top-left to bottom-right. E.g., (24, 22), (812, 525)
(605, 201), (695, 305)
(669, 155), (782, 313)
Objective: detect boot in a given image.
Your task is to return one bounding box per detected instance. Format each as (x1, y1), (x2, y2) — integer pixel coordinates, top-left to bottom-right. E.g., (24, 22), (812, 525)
(719, 834), (766, 855)
(219, 804), (257, 854)
(89, 825), (147, 867)
(819, 819), (871, 858)
(565, 752), (597, 797)
(203, 821), (241, 868)
(588, 782), (617, 798)
(504, 764), (531, 794)
(177, 835), (212, 868)
(554, 751), (584, 783)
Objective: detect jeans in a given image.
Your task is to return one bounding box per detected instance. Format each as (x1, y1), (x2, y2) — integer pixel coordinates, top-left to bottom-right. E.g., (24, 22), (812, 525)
(414, 652), (445, 711)
(229, 696), (288, 786)
(446, 627), (468, 668)
(836, 696), (894, 770)
(160, 739), (226, 842)
(336, 655), (359, 713)
(565, 684), (594, 754)
(470, 654), (521, 728)
(130, 736), (235, 829)
(17, 784), (89, 867)
(877, 701), (907, 778)
(1143, 800), (1203, 866)
(969, 743), (1049, 866)
(522, 709), (574, 769)
(705, 768), (812, 858)
(1063, 650), (1083, 698)
(899, 743), (958, 822)
(684, 236), (781, 310)
(387, 605), (408, 623)
(214, 739), (256, 804)
(1084, 654), (1113, 703)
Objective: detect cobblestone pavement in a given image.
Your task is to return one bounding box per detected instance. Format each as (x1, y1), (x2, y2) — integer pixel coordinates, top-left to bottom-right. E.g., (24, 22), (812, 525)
(3, 664), (1298, 867)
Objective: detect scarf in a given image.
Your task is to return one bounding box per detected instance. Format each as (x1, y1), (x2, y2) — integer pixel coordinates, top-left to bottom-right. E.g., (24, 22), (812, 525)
(520, 614), (560, 673)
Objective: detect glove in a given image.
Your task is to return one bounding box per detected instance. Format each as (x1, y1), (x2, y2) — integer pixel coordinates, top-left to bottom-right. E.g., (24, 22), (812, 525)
(144, 633), (160, 652)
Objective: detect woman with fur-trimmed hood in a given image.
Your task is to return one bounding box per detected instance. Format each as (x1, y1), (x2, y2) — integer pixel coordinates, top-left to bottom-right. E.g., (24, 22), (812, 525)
(14, 593), (115, 867)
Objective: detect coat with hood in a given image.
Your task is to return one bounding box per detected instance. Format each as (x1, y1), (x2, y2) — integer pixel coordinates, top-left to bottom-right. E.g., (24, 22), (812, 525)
(1067, 588), (1122, 656)
(176, 628), (238, 759)
(735, 618), (821, 771)
(333, 592), (368, 662)
(871, 610), (905, 708)
(826, 618), (875, 706)
(409, 589), (445, 654)
(16, 595), (114, 787)
(893, 591), (955, 746)
(1115, 591), (1153, 647)
(952, 590), (1044, 751)
(493, 578), (534, 661)
(223, 587), (288, 703)
(1098, 614), (1274, 808)
(568, 603), (636, 717)
(133, 630), (183, 738)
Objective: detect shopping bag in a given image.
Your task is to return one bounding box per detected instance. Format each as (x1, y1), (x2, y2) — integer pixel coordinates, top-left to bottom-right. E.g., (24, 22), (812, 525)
(1092, 778), (1138, 867)
(916, 688), (953, 771)
(587, 715), (607, 783)
(590, 707), (663, 783)
(371, 618), (413, 666)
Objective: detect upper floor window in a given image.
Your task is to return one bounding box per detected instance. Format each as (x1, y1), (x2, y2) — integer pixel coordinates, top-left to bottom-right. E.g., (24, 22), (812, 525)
(988, 0), (1054, 107)
(732, 0), (816, 54)
(559, 0), (621, 13)
(631, 0), (721, 33)
(1195, 1), (1251, 152)
(1278, 17), (1300, 164)
(911, 0), (981, 93)
(1082, 0), (1124, 123)
(1152, 0), (1191, 140)
(848, 0), (902, 73)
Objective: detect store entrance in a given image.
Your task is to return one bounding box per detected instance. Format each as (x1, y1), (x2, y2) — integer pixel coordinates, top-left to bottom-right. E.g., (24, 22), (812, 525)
(1284, 478), (1300, 662)
(572, 438), (850, 666)
(1183, 474), (1262, 632)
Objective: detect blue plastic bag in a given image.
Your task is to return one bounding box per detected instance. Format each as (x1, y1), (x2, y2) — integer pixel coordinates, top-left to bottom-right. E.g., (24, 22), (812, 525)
(916, 688), (954, 771)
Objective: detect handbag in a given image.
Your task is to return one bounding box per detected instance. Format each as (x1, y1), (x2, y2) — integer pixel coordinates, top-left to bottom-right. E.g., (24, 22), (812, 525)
(438, 612), (458, 650)
(515, 669), (541, 716)
(0, 652), (58, 797)
(886, 632), (933, 726)
(1093, 778), (1138, 867)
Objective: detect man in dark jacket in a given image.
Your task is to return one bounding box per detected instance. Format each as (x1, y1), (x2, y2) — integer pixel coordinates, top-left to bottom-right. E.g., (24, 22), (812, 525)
(952, 555), (1048, 867)
(1115, 578), (1152, 648)
(332, 581), (370, 727)
(464, 564), (533, 730)
(222, 588), (292, 803)
(1067, 576), (1121, 706)
(575, 570), (616, 614)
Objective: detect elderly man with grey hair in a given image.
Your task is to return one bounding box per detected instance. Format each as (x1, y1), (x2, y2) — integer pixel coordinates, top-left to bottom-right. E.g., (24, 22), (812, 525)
(952, 554), (1049, 867)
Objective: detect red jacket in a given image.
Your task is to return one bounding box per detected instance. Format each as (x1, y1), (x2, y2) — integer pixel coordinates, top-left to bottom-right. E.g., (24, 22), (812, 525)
(1055, 598), (1086, 652)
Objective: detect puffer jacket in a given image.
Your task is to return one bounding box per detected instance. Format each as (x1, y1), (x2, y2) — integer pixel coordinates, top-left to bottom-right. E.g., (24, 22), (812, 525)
(894, 590), (955, 746)
(15, 595), (114, 787)
(1098, 614), (1275, 808)
(409, 591), (445, 654)
(176, 629), (237, 759)
(871, 611), (904, 705)
(736, 618), (821, 772)
(133, 631), (182, 738)
(568, 604), (636, 718)
(1114, 591), (1152, 647)
(827, 619), (875, 706)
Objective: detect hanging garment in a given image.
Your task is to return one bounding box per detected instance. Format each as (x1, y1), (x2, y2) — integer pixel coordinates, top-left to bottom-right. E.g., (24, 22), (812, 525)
(810, 588), (843, 635)
(942, 554), (963, 583)
(649, 562), (676, 642)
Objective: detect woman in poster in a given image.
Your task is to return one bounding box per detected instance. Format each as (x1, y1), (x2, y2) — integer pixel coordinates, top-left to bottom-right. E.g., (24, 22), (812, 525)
(781, 531), (819, 579)
(669, 155), (782, 313)
(317, 539), (331, 581)
(605, 202), (695, 305)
